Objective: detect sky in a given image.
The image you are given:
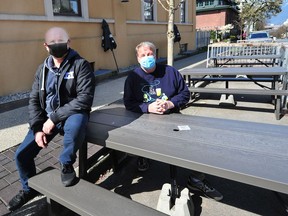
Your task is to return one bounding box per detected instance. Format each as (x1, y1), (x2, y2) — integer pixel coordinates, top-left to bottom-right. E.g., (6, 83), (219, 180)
(267, 0), (288, 25)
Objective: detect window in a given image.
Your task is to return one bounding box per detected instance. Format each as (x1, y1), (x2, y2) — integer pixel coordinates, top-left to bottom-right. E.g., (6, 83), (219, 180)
(207, 0), (214, 6)
(180, 1), (186, 23)
(143, 0), (154, 21)
(52, 0), (82, 17)
(197, 0), (204, 7)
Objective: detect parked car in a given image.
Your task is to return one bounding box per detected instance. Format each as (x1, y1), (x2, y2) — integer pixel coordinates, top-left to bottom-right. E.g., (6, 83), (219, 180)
(247, 31), (273, 42)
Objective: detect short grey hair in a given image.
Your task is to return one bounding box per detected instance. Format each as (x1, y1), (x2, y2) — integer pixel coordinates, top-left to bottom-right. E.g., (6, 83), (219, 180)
(135, 41), (156, 56)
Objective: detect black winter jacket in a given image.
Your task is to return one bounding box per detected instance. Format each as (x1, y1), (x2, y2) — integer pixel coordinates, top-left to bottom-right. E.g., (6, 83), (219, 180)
(28, 49), (95, 134)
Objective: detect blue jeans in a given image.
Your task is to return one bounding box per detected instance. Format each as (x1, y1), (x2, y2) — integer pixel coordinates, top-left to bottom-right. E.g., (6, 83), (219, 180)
(15, 113), (88, 191)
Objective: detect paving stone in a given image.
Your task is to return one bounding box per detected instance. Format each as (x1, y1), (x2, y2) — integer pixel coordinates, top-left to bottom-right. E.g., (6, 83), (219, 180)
(38, 147), (53, 157)
(37, 160), (59, 172)
(0, 157), (11, 166)
(4, 171), (19, 185)
(0, 165), (5, 173)
(3, 149), (15, 160)
(46, 163), (59, 170)
(0, 169), (9, 179)
(35, 154), (53, 166)
(0, 181), (22, 205)
(0, 202), (10, 216)
(0, 179), (9, 191)
(3, 160), (17, 173)
(46, 155), (59, 167)
(49, 141), (61, 149)
(10, 146), (19, 152)
(48, 147), (62, 158)
(0, 154), (6, 161)
(87, 144), (103, 157)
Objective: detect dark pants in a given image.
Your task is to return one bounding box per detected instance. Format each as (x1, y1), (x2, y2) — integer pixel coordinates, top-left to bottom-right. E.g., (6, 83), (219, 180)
(14, 113), (88, 191)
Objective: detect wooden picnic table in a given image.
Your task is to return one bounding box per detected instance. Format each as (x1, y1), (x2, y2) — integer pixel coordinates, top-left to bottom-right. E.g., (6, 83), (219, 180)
(180, 66), (288, 120)
(180, 66), (288, 77)
(78, 100), (288, 212)
(206, 43), (282, 68)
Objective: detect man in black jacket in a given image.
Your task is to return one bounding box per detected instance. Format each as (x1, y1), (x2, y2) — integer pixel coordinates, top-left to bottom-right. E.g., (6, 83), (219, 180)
(7, 27), (95, 212)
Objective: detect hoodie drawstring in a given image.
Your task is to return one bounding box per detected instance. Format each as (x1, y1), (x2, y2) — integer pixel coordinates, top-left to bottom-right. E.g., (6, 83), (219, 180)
(40, 66), (45, 91)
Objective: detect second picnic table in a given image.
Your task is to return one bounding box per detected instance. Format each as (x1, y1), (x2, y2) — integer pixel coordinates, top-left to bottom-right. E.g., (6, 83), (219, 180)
(180, 66), (288, 120)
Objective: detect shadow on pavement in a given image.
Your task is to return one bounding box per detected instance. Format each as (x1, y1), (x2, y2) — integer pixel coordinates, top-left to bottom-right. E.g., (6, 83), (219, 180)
(88, 155), (288, 216)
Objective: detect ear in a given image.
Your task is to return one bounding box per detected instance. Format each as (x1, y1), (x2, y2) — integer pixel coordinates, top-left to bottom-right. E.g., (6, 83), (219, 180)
(67, 39), (71, 48)
(137, 56), (141, 64)
(44, 43), (49, 52)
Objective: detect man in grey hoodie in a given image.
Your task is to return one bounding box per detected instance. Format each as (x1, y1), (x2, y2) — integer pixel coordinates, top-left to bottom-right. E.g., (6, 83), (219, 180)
(7, 27), (95, 212)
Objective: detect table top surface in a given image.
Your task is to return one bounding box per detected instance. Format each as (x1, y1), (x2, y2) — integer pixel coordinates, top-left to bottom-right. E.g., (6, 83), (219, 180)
(180, 66), (288, 76)
(86, 101), (288, 194)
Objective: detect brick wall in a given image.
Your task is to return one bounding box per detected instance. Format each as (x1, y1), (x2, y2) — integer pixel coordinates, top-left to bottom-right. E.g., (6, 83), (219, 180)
(196, 10), (227, 30)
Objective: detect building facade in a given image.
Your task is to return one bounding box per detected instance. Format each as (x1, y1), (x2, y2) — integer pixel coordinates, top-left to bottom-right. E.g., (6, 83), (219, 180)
(196, 0), (239, 31)
(0, 0), (195, 96)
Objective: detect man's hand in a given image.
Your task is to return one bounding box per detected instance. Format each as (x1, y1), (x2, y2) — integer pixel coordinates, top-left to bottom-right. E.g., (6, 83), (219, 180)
(42, 119), (55, 135)
(35, 131), (48, 148)
(148, 100), (164, 114)
(159, 99), (174, 111)
(148, 99), (174, 114)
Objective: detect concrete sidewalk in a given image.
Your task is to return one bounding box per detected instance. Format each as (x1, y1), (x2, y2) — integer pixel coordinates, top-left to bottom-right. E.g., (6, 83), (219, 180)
(1, 51), (288, 216)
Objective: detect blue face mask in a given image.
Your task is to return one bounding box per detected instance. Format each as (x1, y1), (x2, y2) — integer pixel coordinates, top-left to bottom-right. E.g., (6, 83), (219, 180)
(139, 56), (156, 70)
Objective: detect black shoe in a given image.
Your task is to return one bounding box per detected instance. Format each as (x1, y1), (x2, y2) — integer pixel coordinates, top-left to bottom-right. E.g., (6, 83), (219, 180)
(137, 157), (149, 172)
(61, 163), (76, 187)
(7, 189), (39, 212)
(187, 176), (223, 201)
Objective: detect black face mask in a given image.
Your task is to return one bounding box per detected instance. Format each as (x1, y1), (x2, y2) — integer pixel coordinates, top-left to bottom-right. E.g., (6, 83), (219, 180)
(47, 43), (68, 58)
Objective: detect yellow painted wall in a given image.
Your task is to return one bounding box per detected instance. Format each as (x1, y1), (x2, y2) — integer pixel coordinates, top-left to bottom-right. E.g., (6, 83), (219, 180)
(126, 1), (142, 20)
(0, 0), (195, 96)
(88, 0), (113, 19)
(0, 0), (45, 15)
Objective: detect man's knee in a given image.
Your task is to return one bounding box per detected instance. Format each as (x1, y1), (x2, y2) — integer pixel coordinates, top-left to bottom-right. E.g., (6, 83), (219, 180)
(64, 113), (88, 132)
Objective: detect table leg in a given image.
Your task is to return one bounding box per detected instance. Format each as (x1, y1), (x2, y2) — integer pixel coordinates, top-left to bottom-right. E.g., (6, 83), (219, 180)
(225, 80), (229, 97)
(78, 138), (88, 179)
(281, 74), (288, 109)
(275, 96), (281, 120)
(274, 191), (288, 213)
(274, 75), (283, 120)
(169, 165), (180, 209)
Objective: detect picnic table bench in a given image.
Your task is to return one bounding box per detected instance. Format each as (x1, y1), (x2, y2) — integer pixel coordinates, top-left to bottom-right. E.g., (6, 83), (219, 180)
(211, 54), (282, 67)
(29, 168), (166, 216)
(180, 66), (288, 120)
